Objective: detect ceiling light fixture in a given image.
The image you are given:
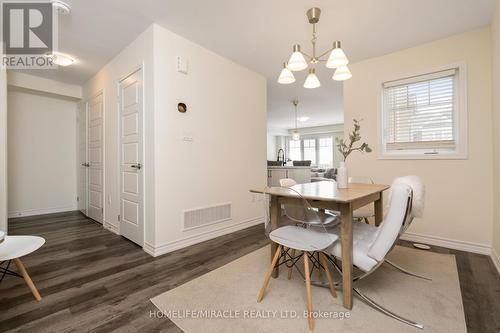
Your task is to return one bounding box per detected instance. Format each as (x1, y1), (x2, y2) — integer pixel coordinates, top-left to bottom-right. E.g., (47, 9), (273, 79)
(51, 0), (71, 15)
(278, 7), (352, 88)
(49, 52), (76, 66)
(298, 116), (310, 122)
(292, 100), (300, 140)
(332, 65), (352, 81)
(304, 68), (321, 89)
(277, 62), (296, 84)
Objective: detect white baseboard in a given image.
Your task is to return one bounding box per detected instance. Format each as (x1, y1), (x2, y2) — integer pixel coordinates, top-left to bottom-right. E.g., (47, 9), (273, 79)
(491, 247), (500, 275)
(401, 231), (491, 255)
(103, 221), (119, 235)
(8, 205), (78, 218)
(144, 216), (264, 257)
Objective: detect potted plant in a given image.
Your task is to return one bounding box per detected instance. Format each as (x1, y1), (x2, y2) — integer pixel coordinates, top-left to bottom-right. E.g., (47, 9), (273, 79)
(335, 119), (372, 188)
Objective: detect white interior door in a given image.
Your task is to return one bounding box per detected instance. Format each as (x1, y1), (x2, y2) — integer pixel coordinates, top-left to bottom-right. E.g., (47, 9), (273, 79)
(87, 93), (104, 223)
(119, 69), (144, 246)
(77, 102), (87, 214)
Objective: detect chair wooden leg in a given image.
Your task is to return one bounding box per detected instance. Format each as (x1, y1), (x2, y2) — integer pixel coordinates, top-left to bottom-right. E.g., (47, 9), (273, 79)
(364, 217), (370, 224)
(14, 258), (42, 301)
(320, 253), (337, 298)
(304, 252), (315, 330)
(288, 249), (296, 280)
(257, 245), (282, 302)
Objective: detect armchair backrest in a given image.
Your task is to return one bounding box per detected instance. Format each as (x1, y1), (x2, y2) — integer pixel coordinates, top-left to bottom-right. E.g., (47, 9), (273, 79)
(367, 183), (413, 262)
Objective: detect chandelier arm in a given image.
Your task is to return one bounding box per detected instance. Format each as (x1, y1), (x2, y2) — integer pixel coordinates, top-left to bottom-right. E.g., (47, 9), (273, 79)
(301, 51), (313, 60)
(317, 47), (335, 60)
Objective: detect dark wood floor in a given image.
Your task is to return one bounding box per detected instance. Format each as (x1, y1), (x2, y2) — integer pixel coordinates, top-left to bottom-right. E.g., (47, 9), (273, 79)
(0, 212), (499, 332)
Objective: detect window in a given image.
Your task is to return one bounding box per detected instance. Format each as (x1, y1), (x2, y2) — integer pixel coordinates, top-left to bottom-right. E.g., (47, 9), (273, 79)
(288, 139), (301, 161)
(318, 137), (333, 167)
(286, 135), (336, 168)
(303, 139), (316, 165)
(380, 64), (467, 159)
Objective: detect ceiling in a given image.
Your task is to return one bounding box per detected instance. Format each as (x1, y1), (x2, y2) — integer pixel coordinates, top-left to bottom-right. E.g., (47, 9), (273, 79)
(14, 0), (496, 129)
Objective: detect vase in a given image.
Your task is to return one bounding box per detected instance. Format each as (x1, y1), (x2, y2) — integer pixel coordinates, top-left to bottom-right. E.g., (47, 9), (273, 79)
(337, 161), (348, 189)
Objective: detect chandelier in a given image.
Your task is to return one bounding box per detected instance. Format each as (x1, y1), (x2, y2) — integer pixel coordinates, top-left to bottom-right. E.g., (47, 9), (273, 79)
(278, 7), (352, 88)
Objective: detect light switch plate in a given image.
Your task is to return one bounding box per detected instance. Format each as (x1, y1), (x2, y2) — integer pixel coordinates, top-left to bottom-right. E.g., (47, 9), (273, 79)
(176, 56), (188, 74)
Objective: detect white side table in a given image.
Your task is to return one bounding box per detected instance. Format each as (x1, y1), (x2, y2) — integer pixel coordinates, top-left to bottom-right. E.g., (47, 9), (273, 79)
(0, 235), (45, 301)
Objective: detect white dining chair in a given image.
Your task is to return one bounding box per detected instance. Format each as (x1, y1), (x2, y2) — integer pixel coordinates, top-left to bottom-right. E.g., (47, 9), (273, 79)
(325, 176), (426, 329)
(258, 186), (339, 330)
(349, 176), (375, 224)
(0, 234), (45, 301)
(279, 178), (297, 187)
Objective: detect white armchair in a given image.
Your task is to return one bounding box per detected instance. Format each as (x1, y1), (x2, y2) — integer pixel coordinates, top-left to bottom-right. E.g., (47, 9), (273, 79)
(325, 176), (426, 329)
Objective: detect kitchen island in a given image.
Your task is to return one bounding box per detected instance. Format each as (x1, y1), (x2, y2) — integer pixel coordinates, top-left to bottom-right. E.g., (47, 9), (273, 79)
(267, 166), (311, 186)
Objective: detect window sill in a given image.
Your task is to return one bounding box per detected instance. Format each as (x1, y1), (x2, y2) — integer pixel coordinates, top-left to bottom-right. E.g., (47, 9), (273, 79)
(377, 152), (468, 160)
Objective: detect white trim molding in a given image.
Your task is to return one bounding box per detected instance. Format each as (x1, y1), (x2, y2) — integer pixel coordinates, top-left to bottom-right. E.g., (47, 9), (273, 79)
(103, 221), (120, 235)
(143, 216), (264, 257)
(491, 247), (500, 275)
(401, 231), (491, 255)
(8, 205), (78, 218)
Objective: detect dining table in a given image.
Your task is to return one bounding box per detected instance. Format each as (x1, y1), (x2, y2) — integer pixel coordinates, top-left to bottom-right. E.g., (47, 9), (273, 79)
(250, 180), (390, 310)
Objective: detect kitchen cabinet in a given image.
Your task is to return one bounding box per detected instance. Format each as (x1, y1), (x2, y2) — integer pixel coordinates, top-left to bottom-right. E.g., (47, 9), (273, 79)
(267, 167), (311, 186)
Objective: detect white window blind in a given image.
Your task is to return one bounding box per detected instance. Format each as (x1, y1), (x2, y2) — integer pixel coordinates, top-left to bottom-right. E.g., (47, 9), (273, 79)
(383, 69), (457, 151)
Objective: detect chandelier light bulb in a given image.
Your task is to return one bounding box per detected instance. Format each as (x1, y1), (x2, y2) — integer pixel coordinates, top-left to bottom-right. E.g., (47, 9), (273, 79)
(332, 65), (352, 81)
(326, 41), (349, 69)
(287, 44), (308, 71)
(304, 68), (321, 88)
(292, 130), (300, 141)
(277, 62), (296, 84)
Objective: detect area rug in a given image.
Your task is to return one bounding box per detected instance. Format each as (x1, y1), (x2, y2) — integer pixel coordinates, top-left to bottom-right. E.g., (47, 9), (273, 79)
(151, 245), (466, 332)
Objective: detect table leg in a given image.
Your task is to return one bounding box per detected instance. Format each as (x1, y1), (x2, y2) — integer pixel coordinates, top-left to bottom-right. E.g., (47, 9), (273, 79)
(340, 203), (353, 309)
(374, 194), (383, 226)
(270, 195), (280, 278)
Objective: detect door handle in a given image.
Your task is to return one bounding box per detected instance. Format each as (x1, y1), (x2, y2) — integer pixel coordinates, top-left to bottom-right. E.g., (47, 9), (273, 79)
(81, 162), (90, 167)
(131, 163), (142, 170)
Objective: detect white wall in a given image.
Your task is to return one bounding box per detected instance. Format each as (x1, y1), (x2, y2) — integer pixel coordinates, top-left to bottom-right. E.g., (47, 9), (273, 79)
(7, 90), (78, 217)
(288, 124), (344, 136)
(151, 24), (266, 253)
(8, 72), (82, 99)
(0, 45), (7, 232)
(83, 26), (155, 239)
(344, 28), (494, 251)
(491, 2), (500, 263)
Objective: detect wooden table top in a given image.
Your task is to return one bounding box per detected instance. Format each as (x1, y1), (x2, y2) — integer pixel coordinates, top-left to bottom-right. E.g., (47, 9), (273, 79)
(250, 181), (390, 203)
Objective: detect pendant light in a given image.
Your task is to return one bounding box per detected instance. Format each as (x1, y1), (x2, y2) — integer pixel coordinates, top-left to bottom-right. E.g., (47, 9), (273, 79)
(292, 100), (300, 140)
(287, 45), (308, 71)
(326, 41), (349, 69)
(304, 68), (321, 88)
(332, 65), (352, 81)
(277, 62), (296, 84)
